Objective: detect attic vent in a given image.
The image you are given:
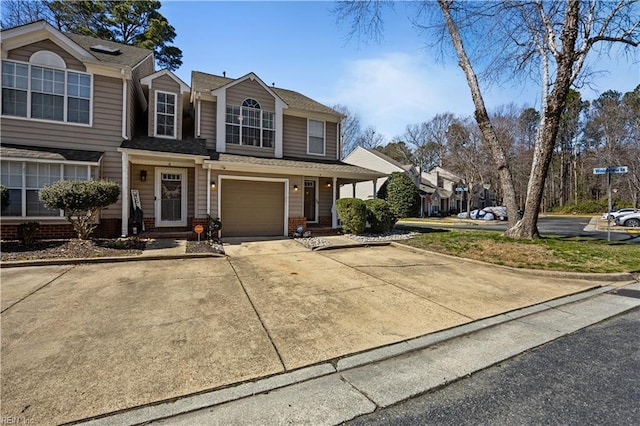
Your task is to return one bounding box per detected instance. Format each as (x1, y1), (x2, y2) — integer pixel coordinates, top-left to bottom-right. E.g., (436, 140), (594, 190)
(90, 44), (121, 55)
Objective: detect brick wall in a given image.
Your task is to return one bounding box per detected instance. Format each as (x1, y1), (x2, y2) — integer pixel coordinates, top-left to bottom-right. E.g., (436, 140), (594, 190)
(288, 217), (307, 236)
(0, 218), (122, 240)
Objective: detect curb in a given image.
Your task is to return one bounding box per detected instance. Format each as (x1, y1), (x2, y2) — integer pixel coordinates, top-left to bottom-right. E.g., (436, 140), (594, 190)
(73, 284), (632, 425)
(0, 252), (226, 268)
(312, 241), (390, 251)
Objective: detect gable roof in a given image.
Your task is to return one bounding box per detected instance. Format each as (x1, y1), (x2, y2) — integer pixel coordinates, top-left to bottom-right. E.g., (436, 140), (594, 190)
(191, 70), (341, 117)
(365, 148), (412, 170)
(0, 20), (153, 69)
(140, 69), (190, 93)
(65, 33), (153, 68)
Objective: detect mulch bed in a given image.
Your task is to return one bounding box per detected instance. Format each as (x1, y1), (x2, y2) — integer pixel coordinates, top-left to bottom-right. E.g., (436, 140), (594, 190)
(0, 238), (146, 262)
(185, 241), (225, 255)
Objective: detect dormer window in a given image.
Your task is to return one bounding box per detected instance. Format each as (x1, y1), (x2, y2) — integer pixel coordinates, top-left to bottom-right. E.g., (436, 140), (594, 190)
(155, 91), (176, 138)
(225, 98), (275, 148)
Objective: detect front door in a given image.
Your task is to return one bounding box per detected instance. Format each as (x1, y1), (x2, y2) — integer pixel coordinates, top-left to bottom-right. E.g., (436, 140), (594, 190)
(304, 179), (317, 223)
(155, 168), (187, 227)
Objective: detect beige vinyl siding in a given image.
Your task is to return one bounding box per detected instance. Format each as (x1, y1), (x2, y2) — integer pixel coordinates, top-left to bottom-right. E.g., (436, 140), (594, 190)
(199, 99), (216, 149)
(7, 39), (85, 71)
(226, 79), (275, 110)
(187, 168), (195, 218)
(282, 115), (307, 158)
(225, 144), (275, 157)
(147, 75), (182, 139)
(283, 115), (338, 160)
(195, 166), (208, 217)
(100, 151), (124, 218)
(318, 184), (333, 220)
(325, 122), (338, 160)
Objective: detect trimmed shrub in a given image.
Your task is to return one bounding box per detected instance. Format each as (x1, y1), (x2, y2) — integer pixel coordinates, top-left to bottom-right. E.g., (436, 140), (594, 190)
(366, 198), (395, 233)
(385, 172), (420, 218)
(336, 198), (367, 235)
(0, 184), (9, 212)
(17, 222), (40, 244)
(39, 180), (121, 239)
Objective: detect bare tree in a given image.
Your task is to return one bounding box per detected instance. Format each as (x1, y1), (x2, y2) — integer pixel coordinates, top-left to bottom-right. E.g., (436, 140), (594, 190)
(1, 0), (51, 28)
(333, 104), (362, 158)
(335, 0), (639, 238)
(356, 126), (385, 149)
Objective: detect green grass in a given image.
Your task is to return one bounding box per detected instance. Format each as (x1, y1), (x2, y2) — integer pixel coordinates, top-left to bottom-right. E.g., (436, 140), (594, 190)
(399, 228), (640, 273)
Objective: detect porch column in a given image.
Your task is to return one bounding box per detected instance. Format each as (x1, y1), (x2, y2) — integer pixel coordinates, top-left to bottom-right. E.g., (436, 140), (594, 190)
(373, 178), (378, 199)
(121, 151), (129, 237)
(206, 167), (211, 215)
(331, 176), (338, 228)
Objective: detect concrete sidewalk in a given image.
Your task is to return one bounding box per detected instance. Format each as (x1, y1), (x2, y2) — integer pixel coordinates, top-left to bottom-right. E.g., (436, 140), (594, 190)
(85, 283), (640, 426)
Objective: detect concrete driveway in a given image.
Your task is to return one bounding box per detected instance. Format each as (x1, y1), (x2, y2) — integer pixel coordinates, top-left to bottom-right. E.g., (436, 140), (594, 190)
(1, 240), (612, 425)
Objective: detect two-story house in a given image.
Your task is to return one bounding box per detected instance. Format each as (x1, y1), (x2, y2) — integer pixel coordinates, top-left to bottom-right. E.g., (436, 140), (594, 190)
(1, 21), (382, 239)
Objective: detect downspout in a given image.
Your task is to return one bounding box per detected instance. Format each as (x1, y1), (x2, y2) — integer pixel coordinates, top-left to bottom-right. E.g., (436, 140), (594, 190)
(121, 151), (129, 237)
(196, 92), (201, 137)
(121, 70), (128, 140)
(331, 176), (337, 228)
(206, 167), (211, 216)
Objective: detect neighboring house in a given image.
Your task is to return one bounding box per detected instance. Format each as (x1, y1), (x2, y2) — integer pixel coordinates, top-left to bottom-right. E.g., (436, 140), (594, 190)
(0, 21), (382, 239)
(340, 146), (418, 199)
(421, 167), (466, 215)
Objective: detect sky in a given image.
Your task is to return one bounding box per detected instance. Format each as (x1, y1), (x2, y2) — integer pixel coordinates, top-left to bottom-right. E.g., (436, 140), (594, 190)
(160, 1), (639, 142)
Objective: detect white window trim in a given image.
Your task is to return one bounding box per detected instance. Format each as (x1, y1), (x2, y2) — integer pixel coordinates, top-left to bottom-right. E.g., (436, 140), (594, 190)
(0, 58), (93, 127)
(307, 118), (326, 156)
(153, 90), (177, 139)
(0, 159), (93, 219)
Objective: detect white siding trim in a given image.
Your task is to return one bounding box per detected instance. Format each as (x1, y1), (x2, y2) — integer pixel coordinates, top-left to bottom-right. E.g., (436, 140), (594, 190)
(214, 89), (226, 152)
(275, 97), (287, 158)
(217, 175), (289, 237)
(121, 151), (129, 237)
(121, 75), (128, 140)
(206, 167), (211, 216)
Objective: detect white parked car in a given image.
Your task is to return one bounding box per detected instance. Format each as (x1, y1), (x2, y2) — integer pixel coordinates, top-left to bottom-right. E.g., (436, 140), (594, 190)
(602, 208), (636, 220)
(457, 207), (507, 221)
(615, 211), (640, 227)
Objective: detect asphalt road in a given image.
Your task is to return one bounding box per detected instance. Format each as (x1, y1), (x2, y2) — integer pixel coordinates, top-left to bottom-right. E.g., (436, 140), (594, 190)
(402, 216), (640, 244)
(347, 305), (640, 426)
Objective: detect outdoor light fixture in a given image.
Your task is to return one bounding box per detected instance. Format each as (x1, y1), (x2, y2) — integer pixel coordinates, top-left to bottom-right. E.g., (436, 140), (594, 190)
(140, 170), (147, 182)
(326, 181), (332, 188)
(293, 185), (299, 191)
(210, 179), (216, 189)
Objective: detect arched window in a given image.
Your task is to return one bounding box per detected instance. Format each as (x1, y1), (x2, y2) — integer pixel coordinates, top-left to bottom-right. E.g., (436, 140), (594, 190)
(29, 51), (66, 69)
(242, 98), (261, 109)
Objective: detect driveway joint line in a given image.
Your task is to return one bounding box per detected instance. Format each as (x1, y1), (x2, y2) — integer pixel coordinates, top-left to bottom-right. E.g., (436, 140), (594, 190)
(339, 374), (380, 409)
(1, 265), (75, 314)
(227, 258), (287, 371)
(321, 252), (474, 321)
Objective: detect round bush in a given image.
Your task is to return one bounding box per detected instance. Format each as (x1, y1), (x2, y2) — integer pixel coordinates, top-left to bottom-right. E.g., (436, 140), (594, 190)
(336, 198), (367, 235)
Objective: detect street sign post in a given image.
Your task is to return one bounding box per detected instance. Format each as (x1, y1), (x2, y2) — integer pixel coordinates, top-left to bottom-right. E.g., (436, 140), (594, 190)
(594, 166), (629, 241)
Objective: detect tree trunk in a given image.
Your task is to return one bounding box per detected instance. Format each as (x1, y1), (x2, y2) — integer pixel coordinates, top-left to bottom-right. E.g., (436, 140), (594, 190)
(504, 1), (581, 239)
(437, 0), (520, 229)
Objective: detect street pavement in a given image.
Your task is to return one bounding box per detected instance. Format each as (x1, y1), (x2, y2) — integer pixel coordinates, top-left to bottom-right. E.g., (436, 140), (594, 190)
(0, 239), (638, 425)
(347, 306), (640, 426)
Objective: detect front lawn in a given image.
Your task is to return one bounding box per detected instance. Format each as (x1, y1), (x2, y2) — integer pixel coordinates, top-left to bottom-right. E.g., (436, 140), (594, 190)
(399, 229), (640, 273)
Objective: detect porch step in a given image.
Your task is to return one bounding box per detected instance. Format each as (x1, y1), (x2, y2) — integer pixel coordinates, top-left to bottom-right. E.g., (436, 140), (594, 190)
(305, 226), (343, 237)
